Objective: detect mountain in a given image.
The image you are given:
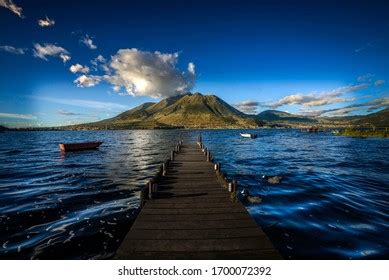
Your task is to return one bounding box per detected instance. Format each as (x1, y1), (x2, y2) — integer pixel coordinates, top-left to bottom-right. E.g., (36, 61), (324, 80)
(74, 93), (260, 129)
(67, 94), (388, 130)
(356, 108), (389, 127)
(257, 110), (317, 124)
(257, 108), (388, 127)
(320, 108), (389, 127)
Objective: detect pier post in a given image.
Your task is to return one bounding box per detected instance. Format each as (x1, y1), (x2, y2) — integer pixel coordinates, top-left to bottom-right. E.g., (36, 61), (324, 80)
(140, 187), (147, 207)
(197, 134), (202, 145)
(158, 164), (163, 177)
(171, 150), (175, 161)
(228, 180), (237, 193)
(162, 163), (167, 176)
(206, 150), (211, 162)
(147, 180), (153, 199)
(214, 163), (220, 172)
(232, 180), (237, 192)
(228, 182), (233, 192)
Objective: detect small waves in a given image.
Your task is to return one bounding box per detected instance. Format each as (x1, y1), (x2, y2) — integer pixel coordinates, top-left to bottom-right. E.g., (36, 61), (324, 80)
(0, 129), (388, 259)
(201, 129), (389, 259)
(0, 130), (179, 259)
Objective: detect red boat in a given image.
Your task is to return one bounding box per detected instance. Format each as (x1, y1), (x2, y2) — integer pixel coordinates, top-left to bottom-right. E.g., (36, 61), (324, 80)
(59, 141), (103, 152)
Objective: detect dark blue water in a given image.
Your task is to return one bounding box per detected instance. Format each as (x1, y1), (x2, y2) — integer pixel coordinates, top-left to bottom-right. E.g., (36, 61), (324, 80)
(0, 130), (179, 259)
(200, 129), (389, 259)
(0, 130), (388, 259)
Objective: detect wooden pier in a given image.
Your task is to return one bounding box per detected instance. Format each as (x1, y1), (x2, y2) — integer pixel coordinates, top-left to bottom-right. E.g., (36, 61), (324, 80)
(115, 139), (281, 259)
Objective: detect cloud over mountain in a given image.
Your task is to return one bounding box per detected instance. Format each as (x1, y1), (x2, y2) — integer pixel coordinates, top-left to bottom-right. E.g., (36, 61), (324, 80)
(235, 100), (259, 114)
(105, 49), (195, 98)
(57, 110), (83, 116)
(72, 48), (196, 98)
(300, 97), (389, 117)
(265, 84), (367, 108)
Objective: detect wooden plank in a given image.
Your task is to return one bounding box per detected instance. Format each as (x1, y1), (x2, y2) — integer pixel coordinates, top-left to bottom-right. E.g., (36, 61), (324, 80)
(117, 249), (281, 260)
(136, 212), (253, 221)
(118, 237), (275, 252)
(115, 142), (281, 259)
(140, 207), (246, 215)
(123, 227), (267, 240)
(132, 219), (259, 230)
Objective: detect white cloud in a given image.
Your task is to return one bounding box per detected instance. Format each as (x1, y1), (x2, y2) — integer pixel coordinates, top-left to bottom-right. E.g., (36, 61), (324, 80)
(32, 96), (129, 111)
(90, 54), (107, 71)
(69, 48), (196, 98)
(33, 43), (71, 63)
(0, 0), (23, 18)
(91, 54), (106, 65)
(104, 48), (196, 98)
(112, 85), (121, 92)
(0, 45), (26, 55)
(299, 97), (389, 117)
(188, 62), (195, 75)
(363, 97), (389, 111)
(80, 34), (97, 49)
(69, 63), (90, 74)
(59, 53), (71, 63)
(57, 110), (83, 116)
(357, 73), (374, 82)
(38, 16), (55, 27)
(74, 75), (102, 87)
(265, 84), (367, 108)
(0, 112), (36, 120)
(375, 80), (385, 86)
(91, 54), (106, 66)
(235, 100), (259, 114)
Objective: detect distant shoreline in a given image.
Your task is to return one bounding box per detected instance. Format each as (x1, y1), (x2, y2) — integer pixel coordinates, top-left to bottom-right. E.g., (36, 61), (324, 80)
(3, 125), (388, 132)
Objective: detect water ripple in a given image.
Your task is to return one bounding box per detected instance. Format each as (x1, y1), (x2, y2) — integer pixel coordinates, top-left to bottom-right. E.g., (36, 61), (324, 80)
(0, 129), (388, 259)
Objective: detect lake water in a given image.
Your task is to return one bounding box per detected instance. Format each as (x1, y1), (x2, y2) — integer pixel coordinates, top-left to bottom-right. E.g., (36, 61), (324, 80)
(0, 130), (388, 259)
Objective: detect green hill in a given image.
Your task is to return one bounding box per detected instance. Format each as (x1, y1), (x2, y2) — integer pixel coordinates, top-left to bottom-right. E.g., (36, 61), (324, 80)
(257, 110), (317, 124)
(320, 108), (389, 127)
(355, 108), (389, 127)
(74, 93), (260, 129)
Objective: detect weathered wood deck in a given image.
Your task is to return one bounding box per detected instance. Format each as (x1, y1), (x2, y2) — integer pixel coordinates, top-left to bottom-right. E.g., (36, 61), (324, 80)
(115, 142), (281, 259)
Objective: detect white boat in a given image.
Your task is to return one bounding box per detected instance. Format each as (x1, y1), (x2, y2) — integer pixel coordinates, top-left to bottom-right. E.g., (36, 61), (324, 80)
(240, 133), (257, 139)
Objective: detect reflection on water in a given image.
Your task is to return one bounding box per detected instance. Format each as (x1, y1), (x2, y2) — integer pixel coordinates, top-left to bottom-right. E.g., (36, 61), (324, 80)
(0, 129), (388, 259)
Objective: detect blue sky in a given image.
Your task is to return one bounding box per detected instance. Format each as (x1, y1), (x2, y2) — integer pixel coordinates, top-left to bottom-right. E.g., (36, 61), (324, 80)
(0, 0), (388, 127)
